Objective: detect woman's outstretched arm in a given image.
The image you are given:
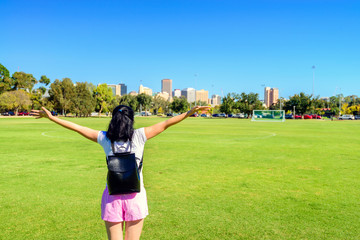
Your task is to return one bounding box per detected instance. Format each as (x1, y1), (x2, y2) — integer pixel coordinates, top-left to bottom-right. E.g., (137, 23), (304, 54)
(144, 106), (210, 140)
(31, 107), (99, 143)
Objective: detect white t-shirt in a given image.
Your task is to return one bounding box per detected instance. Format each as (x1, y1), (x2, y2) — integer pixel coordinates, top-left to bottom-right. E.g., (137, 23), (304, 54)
(97, 128), (147, 188)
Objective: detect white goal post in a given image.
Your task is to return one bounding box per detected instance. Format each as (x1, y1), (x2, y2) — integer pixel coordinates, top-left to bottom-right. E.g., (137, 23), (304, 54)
(251, 110), (285, 122)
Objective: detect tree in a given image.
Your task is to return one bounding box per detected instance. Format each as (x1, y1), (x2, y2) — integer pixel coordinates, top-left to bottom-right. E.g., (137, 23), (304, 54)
(170, 96), (189, 113)
(0, 63), (12, 94)
(269, 101), (280, 110)
(136, 93), (152, 112)
(247, 92), (264, 114)
(312, 97), (329, 109)
(119, 94), (138, 111)
(12, 72), (37, 91)
(220, 93), (234, 115)
(0, 76), (15, 94)
(284, 92), (312, 115)
(233, 93), (247, 114)
(0, 91), (15, 112)
(0, 63), (10, 80)
(162, 101), (171, 114)
(330, 95), (340, 108)
(208, 106), (214, 116)
(297, 92), (313, 115)
(30, 89), (44, 110)
(342, 95), (359, 108)
(348, 104), (360, 115)
(49, 79), (62, 111)
(31, 82), (50, 110)
(29, 75), (51, 110)
(269, 97), (286, 110)
(212, 105), (221, 114)
(86, 82), (96, 93)
(61, 78), (76, 114)
(94, 83), (113, 117)
(49, 78), (76, 116)
(108, 95), (122, 115)
(39, 75), (51, 86)
(38, 86), (47, 95)
(0, 90), (31, 115)
(43, 98), (54, 111)
(341, 103), (352, 115)
(73, 82), (96, 117)
(232, 92), (264, 117)
(194, 100), (208, 106)
(151, 95), (168, 115)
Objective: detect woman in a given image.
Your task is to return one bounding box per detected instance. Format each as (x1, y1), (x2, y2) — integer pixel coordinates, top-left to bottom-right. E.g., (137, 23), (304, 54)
(31, 105), (210, 240)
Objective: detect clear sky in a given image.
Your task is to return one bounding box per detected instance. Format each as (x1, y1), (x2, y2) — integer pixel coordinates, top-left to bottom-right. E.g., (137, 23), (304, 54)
(1, 0), (359, 99)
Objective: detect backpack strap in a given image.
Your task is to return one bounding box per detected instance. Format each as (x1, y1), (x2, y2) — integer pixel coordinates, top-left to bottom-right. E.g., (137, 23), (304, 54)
(111, 141), (143, 171)
(139, 154), (143, 171)
(111, 141), (132, 154)
(111, 142), (116, 154)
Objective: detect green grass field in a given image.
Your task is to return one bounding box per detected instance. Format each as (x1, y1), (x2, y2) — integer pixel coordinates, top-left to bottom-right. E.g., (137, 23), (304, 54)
(1, 117), (360, 239)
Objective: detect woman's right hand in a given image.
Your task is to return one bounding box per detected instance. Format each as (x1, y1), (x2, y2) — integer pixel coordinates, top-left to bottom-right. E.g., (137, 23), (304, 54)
(187, 106), (211, 116)
(145, 105), (212, 140)
(30, 107), (53, 119)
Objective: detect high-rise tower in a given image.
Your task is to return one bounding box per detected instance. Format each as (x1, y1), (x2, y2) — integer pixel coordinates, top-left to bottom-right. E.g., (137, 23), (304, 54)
(119, 83), (127, 96)
(196, 89), (209, 103)
(181, 88), (196, 103)
(161, 79), (172, 95)
(264, 87), (279, 108)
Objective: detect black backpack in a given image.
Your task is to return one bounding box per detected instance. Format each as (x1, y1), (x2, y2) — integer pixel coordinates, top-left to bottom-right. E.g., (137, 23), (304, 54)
(106, 142), (143, 195)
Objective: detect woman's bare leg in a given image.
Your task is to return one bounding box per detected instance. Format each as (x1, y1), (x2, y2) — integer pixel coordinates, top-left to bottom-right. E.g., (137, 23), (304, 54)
(105, 221), (124, 240)
(124, 219), (144, 240)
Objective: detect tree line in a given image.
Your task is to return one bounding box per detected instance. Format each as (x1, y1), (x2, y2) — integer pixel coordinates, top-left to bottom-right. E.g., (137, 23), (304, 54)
(0, 63), (192, 116)
(269, 92), (360, 116)
(221, 91), (360, 116)
(1, 63), (359, 117)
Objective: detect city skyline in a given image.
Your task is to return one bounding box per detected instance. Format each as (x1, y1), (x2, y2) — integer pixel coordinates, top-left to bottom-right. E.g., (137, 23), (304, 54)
(99, 78), (349, 103)
(1, 0), (359, 99)
(106, 80), (218, 105)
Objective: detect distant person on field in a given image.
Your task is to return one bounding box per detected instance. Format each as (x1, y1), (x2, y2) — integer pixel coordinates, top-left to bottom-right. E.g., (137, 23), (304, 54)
(31, 105), (210, 240)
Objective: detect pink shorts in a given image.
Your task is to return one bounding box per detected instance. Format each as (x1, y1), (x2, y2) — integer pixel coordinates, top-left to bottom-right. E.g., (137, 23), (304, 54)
(101, 186), (149, 222)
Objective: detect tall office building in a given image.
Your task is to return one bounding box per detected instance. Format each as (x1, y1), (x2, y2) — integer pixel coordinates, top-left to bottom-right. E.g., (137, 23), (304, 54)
(161, 79), (172, 95)
(173, 89), (181, 98)
(264, 87), (270, 107)
(119, 83), (127, 95)
(108, 84), (121, 96)
(196, 89), (209, 103)
(181, 88), (196, 103)
(264, 87), (279, 108)
(139, 84), (153, 96)
(155, 92), (169, 101)
(270, 88), (279, 107)
(210, 94), (222, 106)
(107, 83), (127, 96)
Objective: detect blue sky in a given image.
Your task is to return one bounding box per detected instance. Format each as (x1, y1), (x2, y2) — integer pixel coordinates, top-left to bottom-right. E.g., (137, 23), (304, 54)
(1, 0), (359, 99)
